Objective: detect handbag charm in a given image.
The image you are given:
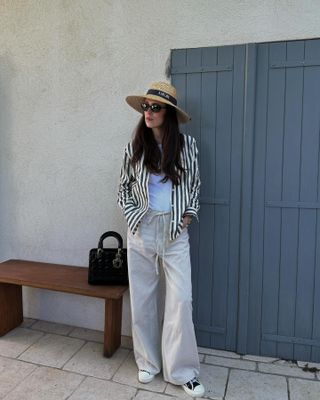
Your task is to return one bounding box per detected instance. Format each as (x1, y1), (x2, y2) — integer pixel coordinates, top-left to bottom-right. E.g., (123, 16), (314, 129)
(112, 249), (123, 269)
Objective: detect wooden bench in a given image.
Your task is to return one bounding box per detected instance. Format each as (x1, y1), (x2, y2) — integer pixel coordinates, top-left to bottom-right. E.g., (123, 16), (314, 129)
(0, 259), (128, 357)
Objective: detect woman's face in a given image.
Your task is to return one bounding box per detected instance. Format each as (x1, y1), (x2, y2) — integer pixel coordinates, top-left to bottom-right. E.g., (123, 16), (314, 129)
(143, 99), (167, 130)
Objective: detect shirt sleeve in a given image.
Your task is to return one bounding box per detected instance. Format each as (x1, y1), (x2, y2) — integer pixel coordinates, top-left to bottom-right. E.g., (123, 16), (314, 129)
(184, 138), (201, 219)
(117, 143), (134, 211)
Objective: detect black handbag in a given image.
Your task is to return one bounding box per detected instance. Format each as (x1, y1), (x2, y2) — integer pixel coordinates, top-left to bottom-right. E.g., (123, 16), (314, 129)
(88, 231), (128, 285)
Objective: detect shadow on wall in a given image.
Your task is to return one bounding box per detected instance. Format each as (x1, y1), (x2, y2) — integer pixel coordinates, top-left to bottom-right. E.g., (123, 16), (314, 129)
(0, 54), (15, 261)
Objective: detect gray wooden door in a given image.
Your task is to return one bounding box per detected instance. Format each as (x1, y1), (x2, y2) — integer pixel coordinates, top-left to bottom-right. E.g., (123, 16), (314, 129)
(171, 38), (320, 362)
(171, 45), (246, 351)
(239, 40), (320, 363)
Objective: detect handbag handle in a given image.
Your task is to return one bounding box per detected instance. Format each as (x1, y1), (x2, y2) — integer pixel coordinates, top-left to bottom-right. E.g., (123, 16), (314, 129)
(98, 231), (123, 249)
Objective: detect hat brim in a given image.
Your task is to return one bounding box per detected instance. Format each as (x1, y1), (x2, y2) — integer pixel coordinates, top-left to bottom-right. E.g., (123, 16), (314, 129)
(126, 94), (191, 124)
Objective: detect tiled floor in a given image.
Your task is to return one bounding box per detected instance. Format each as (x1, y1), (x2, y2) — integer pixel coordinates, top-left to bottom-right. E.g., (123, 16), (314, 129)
(0, 319), (319, 399)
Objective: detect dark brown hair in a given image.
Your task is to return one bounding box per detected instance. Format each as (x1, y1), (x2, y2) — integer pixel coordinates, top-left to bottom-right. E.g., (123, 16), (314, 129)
(131, 106), (185, 186)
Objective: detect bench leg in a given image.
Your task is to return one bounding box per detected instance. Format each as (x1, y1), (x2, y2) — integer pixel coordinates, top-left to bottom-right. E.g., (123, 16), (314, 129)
(0, 283), (23, 336)
(104, 297), (123, 357)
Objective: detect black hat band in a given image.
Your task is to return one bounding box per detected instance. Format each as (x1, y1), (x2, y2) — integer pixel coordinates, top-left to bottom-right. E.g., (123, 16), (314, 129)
(146, 89), (177, 106)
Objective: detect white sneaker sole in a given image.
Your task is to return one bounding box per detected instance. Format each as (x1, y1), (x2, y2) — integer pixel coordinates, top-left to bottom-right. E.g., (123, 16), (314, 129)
(138, 371), (155, 384)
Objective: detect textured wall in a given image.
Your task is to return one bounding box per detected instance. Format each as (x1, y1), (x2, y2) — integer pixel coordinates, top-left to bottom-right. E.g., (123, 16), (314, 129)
(0, 0), (319, 333)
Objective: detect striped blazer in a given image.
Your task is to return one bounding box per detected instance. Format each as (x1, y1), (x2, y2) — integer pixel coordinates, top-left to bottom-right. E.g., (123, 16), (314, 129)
(117, 134), (200, 240)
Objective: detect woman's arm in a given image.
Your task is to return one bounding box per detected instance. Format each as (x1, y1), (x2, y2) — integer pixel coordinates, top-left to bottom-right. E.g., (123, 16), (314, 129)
(117, 144), (134, 211)
(184, 138), (201, 219)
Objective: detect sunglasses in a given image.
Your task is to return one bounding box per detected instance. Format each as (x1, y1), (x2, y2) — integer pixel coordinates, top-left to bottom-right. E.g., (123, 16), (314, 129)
(141, 102), (166, 113)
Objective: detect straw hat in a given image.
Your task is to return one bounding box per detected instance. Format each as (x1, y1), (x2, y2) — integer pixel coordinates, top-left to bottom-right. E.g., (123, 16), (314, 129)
(125, 81), (191, 124)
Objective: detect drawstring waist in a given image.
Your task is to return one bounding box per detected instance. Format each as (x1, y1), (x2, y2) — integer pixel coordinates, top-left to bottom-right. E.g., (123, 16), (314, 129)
(144, 210), (170, 275)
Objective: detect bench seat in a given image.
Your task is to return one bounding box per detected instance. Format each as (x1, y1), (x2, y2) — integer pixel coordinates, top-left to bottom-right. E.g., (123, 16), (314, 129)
(0, 259), (128, 357)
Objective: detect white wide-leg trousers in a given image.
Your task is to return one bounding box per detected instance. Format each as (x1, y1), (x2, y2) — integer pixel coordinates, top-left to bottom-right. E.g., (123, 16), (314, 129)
(127, 210), (200, 385)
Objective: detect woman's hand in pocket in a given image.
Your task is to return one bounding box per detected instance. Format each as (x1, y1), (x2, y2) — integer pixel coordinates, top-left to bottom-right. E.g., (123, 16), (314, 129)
(182, 215), (193, 229)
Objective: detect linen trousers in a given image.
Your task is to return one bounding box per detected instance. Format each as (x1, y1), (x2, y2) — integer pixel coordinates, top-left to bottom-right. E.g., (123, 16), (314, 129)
(127, 209), (200, 385)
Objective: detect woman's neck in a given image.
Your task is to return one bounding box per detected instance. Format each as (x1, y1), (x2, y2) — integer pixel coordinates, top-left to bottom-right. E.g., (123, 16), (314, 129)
(152, 127), (163, 144)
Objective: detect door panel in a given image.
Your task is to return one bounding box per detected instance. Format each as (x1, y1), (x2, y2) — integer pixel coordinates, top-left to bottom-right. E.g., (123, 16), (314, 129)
(171, 38), (320, 362)
(171, 45), (245, 350)
(248, 39), (320, 362)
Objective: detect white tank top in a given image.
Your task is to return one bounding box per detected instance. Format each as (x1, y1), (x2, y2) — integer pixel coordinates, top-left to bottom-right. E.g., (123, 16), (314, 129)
(148, 144), (172, 212)
(148, 172), (172, 212)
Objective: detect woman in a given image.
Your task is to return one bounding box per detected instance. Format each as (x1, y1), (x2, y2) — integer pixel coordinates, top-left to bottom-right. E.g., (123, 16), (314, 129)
(118, 81), (204, 398)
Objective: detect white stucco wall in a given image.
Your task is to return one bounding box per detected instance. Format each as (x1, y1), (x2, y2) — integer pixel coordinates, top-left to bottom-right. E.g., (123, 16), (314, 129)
(1, 0), (319, 334)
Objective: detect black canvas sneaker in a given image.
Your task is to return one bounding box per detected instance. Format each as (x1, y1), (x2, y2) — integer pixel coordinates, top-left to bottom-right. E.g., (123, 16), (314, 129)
(182, 377), (205, 398)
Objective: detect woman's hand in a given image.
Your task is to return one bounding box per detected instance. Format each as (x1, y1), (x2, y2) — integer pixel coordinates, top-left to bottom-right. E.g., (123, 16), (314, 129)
(182, 215), (193, 229)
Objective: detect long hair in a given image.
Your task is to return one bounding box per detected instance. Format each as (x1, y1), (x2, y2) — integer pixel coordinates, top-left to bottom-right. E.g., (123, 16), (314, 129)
(131, 106), (185, 186)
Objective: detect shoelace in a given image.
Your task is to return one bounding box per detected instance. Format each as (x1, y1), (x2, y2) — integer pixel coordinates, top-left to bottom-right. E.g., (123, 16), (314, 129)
(184, 377), (200, 390)
(139, 369), (150, 374)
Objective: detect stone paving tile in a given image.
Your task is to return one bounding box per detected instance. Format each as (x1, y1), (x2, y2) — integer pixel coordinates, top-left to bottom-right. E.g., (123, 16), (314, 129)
(0, 328), (43, 358)
(63, 342), (129, 380)
(297, 360), (320, 370)
(242, 354), (279, 363)
(258, 362), (316, 379)
(68, 327), (104, 343)
(135, 391), (173, 400)
(165, 384), (190, 399)
(166, 363), (228, 400)
(200, 363), (228, 400)
(225, 369), (288, 400)
(4, 319), (320, 400)
(31, 320), (74, 335)
(18, 333), (84, 368)
(3, 366), (84, 400)
(205, 355), (256, 371)
(289, 377), (320, 400)
(274, 359), (298, 366)
(112, 351), (167, 393)
(68, 376), (137, 400)
(198, 347), (241, 359)
(0, 356), (37, 399)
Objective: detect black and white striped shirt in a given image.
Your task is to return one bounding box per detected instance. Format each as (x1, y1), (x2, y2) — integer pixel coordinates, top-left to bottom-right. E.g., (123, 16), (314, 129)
(117, 134), (200, 240)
